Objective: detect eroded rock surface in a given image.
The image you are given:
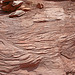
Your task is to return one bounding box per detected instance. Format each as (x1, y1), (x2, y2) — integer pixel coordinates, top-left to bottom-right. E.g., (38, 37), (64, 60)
(0, 0), (75, 75)
(1, 0), (23, 12)
(60, 34), (75, 59)
(9, 10), (25, 18)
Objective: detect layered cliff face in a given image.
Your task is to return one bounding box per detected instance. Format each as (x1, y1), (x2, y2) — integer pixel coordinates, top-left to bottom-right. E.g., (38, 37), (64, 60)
(0, 0), (75, 75)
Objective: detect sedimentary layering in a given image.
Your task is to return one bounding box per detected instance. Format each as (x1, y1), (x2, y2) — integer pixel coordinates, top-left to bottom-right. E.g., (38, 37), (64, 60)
(0, 0), (75, 75)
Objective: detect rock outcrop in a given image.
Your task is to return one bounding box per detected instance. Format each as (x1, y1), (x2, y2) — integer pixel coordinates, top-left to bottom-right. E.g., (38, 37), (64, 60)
(1, 0), (23, 12)
(0, 0), (75, 75)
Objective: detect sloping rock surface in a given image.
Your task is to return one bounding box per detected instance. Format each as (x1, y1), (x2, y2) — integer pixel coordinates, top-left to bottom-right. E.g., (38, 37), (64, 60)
(0, 0), (75, 75)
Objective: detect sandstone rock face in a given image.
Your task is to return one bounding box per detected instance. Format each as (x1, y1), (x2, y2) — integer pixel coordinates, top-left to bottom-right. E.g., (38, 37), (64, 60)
(0, 0), (75, 75)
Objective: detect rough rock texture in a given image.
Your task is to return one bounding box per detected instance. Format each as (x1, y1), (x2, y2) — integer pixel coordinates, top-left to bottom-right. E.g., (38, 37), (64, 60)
(1, 1), (23, 12)
(9, 10), (25, 18)
(0, 0), (75, 75)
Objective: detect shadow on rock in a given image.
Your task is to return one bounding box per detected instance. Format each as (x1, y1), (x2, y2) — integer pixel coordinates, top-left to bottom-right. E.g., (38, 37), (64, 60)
(20, 62), (40, 72)
(0, 10), (10, 16)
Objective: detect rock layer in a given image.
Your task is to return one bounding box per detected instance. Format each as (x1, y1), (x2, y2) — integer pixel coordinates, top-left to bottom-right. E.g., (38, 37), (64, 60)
(0, 0), (75, 75)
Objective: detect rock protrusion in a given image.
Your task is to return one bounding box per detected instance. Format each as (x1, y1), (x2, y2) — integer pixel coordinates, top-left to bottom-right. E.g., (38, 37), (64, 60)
(36, 3), (44, 9)
(1, 0), (44, 18)
(9, 10), (25, 18)
(1, 0), (23, 12)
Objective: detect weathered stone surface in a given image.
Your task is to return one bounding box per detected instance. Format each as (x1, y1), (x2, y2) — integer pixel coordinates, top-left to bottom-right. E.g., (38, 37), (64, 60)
(0, 0), (75, 75)
(12, 1), (23, 7)
(18, 5), (25, 10)
(21, 8), (31, 11)
(44, 8), (66, 20)
(1, 1), (23, 12)
(9, 10), (25, 17)
(60, 34), (75, 59)
(18, 5), (31, 11)
(36, 3), (44, 9)
(1, 4), (17, 12)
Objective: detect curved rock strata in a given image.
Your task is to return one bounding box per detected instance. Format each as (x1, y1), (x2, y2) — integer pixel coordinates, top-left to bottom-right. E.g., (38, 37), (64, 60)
(0, 0), (75, 75)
